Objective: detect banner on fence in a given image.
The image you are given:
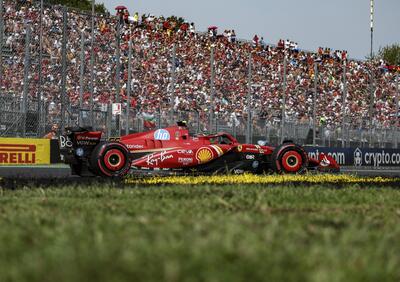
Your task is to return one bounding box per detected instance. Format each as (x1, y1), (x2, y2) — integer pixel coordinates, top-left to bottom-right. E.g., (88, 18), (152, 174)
(112, 103), (122, 116)
(0, 138), (50, 165)
(305, 146), (400, 167)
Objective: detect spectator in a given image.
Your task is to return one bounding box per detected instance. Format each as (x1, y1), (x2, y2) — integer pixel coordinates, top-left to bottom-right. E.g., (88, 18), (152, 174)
(43, 124), (59, 139)
(252, 34), (259, 47)
(0, 0), (398, 135)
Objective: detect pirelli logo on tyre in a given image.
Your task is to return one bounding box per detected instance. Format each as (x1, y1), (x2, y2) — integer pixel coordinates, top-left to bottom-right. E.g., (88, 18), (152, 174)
(0, 138), (50, 165)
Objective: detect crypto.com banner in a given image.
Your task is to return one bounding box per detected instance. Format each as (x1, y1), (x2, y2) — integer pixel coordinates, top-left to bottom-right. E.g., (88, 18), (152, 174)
(304, 146), (400, 167)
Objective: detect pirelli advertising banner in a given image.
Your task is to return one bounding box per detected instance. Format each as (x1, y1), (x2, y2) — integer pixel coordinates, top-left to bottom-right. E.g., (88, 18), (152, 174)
(0, 138), (50, 165)
(305, 146), (400, 168)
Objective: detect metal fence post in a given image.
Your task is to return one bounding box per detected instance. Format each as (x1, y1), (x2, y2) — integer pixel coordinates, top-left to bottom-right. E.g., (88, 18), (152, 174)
(60, 7), (68, 134)
(313, 62), (318, 146)
(0, 0), (4, 96)
(246, 53), (252, 144)
(369, 71), (375, 147)
(89, 0), (95, 128)
(215, 113), (218, 133)
(209, 46), (215, 132)
(106, 105), (112, 139)
(170, 43), (176, 123)
(341, 61), (347, 148)
(22, 23), (32, 138)
(194, 111), (198, 133)
(115, 16), (121, 136)
(126, 36), (133, 135)
(396, 73), (399, 149)
(281, 52), (287, 143)
(37, 0), (44, 136)
(79, 30), (85, 126)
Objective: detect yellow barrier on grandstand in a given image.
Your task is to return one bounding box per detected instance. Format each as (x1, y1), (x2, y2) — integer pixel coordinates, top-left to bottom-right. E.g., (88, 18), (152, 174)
(0, 138), (50, 165)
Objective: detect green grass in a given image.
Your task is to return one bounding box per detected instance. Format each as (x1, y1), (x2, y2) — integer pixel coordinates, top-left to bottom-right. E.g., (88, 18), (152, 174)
(0, 184), (400, 282)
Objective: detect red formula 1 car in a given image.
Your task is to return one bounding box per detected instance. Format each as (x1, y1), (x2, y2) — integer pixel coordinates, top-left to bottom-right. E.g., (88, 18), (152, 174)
(59, 122), (339, 177)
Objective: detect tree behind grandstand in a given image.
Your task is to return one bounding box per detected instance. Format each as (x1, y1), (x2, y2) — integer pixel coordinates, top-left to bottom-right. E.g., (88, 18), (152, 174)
(47, 0), (108, 14)
(377, 44), (400, 65)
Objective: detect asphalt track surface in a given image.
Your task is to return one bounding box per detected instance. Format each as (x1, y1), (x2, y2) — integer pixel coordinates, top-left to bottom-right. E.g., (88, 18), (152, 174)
(0, 165), (399, 179)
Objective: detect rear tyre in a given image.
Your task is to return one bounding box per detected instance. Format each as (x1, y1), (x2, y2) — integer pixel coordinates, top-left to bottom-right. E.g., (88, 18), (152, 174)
(271, 143), (308, 174)
(90, 142), (131, 177)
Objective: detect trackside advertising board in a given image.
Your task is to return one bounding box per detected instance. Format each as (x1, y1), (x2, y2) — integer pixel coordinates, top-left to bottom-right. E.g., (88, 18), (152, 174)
(0, 138), (50, 165)
(305, 146), (400, 168)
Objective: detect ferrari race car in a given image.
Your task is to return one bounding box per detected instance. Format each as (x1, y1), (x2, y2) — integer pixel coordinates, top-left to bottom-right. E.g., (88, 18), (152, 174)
(59, 122), (339, 177)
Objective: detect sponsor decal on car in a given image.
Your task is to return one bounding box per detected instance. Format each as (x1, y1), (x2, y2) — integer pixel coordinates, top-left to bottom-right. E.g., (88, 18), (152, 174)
(178, 157), (193, 165)
(319, 155), (331, 167)
(76, 140), (98, 146)
(237, 145), (242, 152)
(210, 145), (223, 157)
(243, 147), (260, 152)
(154, 129), (170, 140)
(59, 135), (73, 149)
(196, 147), (214, 164)
(245, 154), (255, 160)
(127, 144), (145, 149)
(254, 145), (264, 154)
(146, 151), (174, 166)
(76, 135), (99, 141)
(75, 134), (101, 146)
(177, 149), (193, 154)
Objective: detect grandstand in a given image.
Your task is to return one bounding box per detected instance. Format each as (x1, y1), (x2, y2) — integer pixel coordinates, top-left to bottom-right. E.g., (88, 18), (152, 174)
(0, 0), (399, 147)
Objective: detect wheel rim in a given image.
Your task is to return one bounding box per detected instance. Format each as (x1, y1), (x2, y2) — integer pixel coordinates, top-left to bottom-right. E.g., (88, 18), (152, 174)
(281, 151), (302, 172)
(104, 149), (126, 171)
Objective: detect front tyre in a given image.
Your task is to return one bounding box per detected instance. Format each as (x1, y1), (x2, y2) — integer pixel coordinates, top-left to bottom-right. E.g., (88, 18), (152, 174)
(271, 143), (308, 174)
(90, 142), (131, 177)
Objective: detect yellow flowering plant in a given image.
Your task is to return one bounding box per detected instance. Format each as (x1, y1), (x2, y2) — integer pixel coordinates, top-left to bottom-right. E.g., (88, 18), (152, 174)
(125, 174), (400, 186)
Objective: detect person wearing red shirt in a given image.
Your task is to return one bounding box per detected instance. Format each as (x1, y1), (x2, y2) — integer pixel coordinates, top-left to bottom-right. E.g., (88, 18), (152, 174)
(252, 34), (259, 47)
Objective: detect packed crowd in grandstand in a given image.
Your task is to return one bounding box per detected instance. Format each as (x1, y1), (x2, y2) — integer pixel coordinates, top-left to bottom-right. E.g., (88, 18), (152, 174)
(1, 0), (399, 131)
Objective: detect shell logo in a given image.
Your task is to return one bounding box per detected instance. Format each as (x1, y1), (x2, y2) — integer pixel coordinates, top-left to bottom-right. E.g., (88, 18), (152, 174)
(196, 147), (214, 164)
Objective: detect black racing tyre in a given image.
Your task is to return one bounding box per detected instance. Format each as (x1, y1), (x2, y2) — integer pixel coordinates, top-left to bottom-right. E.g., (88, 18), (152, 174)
(271, 143), (308, 174)
(90, 142), (131, 177)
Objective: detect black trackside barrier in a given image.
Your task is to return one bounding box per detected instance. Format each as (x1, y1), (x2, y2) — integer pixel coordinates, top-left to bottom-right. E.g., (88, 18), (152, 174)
(304, 146), (400, 168)
(50, 139), (61, 164)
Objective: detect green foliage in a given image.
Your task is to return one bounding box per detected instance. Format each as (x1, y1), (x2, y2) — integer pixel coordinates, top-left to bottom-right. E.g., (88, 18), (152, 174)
(0, 184), (399, 282)
(47, 0), (109, 14)
(377, 44), (400, 65)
